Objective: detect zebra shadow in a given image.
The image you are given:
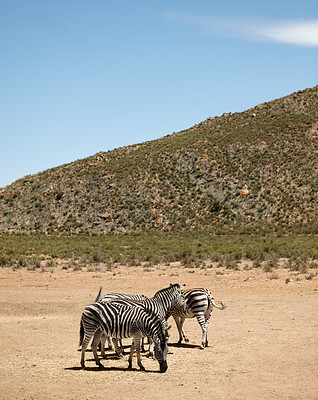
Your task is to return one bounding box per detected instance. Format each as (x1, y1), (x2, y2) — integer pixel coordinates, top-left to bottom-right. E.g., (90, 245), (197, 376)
(77, 349), (128, 359)
(78, 349), (123, 361)
(65, 365), (162, 373)
(168, 342), (201, 349)
(79, 345), (132, 353)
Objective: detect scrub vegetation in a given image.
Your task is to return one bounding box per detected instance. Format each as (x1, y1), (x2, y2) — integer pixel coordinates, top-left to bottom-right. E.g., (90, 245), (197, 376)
(0, 232), (317, 271)
(0, 86), (317, 235)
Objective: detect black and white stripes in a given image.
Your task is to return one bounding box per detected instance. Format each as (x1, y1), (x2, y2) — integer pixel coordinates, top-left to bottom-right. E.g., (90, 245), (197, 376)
(168, 288), (226, 348)
(102, 284), (185, 326)
(99, 292), (148, 303)
(97, 292), (149, 353)
(80, 300), (168, 372)
(101, 284), (186, 354)
(78, 284), (225, 372)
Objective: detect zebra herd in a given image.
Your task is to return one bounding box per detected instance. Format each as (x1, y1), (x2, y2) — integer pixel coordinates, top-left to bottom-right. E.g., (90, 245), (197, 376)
(79, 284), (226, 373)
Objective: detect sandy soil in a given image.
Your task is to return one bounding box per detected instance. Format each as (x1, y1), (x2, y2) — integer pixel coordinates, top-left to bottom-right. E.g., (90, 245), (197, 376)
(0, 261), (317, 400)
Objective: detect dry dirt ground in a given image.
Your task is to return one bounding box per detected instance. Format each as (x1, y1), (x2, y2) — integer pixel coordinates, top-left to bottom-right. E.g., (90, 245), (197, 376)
(0, 261), (317, 400)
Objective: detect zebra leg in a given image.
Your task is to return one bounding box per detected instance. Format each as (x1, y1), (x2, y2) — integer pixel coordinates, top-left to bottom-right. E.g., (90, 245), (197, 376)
(134, 335), (145, 371)
(173, 315), (183, 344)
(204, 308), (213, 347)
(205, 322), (210, 347)
(179, 317), (189, 343)
(107, 336), (113, 350)
(99, 334), (113, 353)
(196, 314), (208, 348)
(173, 315), (188, 344)
(81, 326), (101, 368)
(112, 338), (123, 357)
(119, 338), (125, 354)
(128, 341), (135, 370)
(141, 335), (150, 352)
(100, 334), (107, 358)
(141, 336), (151, 353)
(81, 331), (93, 368)
(141, 336), (146, 352)
(148, 337), (154, 357)
(91, 329), (104, 368)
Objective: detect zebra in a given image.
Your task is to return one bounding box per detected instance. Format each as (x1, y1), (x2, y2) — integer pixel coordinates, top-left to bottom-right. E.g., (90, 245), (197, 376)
(97, 291), (148, 353)
(168, 288), (225, 349)
(99, 283), (186, 355)
(99, 292), (148, 303)
(79, 301), (168, 372)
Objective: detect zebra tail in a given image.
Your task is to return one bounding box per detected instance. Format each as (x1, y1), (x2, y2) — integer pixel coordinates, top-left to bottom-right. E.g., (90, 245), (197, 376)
(79, 319), (84, 347)
(207, 290), (226, 310)
(212, 299), (226, 310)
(94, 286), (102, 302)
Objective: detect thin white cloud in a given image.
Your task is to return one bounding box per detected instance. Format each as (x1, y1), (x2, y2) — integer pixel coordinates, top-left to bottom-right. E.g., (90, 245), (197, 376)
(257, 20), (318, 47)
(165, 13), (318, 47)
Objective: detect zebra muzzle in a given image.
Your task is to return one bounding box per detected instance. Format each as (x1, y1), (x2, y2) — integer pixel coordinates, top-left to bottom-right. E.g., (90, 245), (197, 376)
(160, 361), (168, 373)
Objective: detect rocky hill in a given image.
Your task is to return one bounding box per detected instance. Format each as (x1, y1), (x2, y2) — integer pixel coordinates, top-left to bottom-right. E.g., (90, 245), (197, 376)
(0, 86), (317, 235)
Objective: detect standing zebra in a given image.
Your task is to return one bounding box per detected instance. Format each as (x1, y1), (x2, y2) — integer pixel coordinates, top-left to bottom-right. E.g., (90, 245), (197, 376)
(80, 301), (168, 372)
(99, 283), (186, 355)
(168, 288), (225, 349)
(98, 291), (148, 353)
(99, 292), (148, 303)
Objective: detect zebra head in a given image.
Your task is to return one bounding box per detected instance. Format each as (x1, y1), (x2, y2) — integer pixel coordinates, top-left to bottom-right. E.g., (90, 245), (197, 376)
(170, 283), (187, 310)
(167, 283), (186, 308)
(153, 283), (186, 311)
(153, 334), (168, 373)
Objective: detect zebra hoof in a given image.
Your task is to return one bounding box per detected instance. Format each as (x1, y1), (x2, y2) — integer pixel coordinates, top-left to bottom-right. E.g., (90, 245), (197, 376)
(138, 363), (146, 371)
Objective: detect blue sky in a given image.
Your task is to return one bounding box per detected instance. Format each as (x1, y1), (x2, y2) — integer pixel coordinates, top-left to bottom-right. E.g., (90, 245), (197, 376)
(1, 0), (317, 188)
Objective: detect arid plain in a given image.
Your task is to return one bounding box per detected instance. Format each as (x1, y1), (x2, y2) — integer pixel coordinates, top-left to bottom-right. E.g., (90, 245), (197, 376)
(0, 260), (317, 400)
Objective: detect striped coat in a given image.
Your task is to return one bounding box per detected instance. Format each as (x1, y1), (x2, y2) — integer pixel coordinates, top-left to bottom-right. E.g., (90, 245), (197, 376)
(80, 300), (168, 372)
(168, 288), (225, 348)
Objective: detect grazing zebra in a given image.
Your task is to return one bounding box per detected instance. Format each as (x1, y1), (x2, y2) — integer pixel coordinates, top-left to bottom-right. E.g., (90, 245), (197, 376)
(80, 301), (168, 372)
(98, 291), (148, 353)
(168, 288), (225, 349)
(99, 283), (186, 355)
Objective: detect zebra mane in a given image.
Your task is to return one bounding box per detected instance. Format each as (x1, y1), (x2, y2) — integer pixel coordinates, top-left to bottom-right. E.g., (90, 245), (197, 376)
(153, 283), (180, 298)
